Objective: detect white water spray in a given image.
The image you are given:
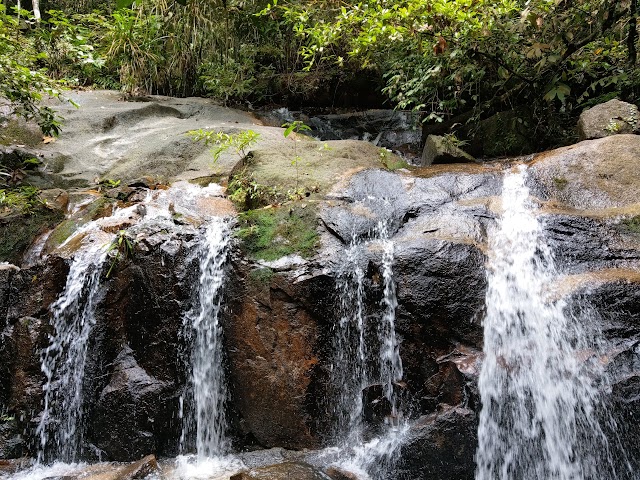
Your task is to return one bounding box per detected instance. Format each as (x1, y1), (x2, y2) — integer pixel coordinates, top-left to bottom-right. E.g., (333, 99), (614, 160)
(476, 165), (619, 480)
(37, 237), (109, 463)
(178, 217), (234, 466)
(331, 222), (406, 478)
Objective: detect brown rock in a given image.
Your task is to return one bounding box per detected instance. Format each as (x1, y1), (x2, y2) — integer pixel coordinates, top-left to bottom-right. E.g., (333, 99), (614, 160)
(326, 466), (362, 480)
(225, 267), (329, 449)
(117, 454), (160, 480)
(38, 188), (69, 212)
(230, 462), (326, 480)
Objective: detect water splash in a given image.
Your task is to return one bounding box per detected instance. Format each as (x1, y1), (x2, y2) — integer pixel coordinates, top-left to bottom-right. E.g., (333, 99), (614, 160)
(37, 237), (109, 463)
(476, 165), (620, 480)
(179, 217), (232, 460)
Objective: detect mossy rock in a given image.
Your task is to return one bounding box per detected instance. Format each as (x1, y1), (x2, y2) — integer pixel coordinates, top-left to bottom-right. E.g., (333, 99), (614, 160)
(236, 205), (319, 261)
(44, 196), (114, 252)
(0, 208), (64, 264)
(0, 119), (42, 147)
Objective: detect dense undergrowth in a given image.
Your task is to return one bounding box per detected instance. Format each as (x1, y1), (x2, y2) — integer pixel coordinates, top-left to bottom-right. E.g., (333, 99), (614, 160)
(0, 0), (639, 148)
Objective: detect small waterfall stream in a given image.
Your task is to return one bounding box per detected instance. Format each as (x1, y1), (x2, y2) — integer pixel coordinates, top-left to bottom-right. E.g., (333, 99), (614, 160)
(331, 222), (406, 478)
(178, 217), (233, 461)
(476, 165), (621, 480)
(37, 237), (109, 463)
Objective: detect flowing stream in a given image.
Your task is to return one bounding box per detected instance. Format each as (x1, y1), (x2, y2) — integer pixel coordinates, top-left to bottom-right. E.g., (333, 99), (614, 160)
(37, 237), (109, 464)
(178, 217), (233, 463)
(476, 165), (622, 480)
(331, 221), (406, 478)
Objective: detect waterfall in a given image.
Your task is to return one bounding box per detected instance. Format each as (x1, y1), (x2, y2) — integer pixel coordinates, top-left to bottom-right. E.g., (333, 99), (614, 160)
(37, 237), (109, 464)
(476, 165), (620, 480)
(331, 221), (406, 478)
(179, 217), (232, 461)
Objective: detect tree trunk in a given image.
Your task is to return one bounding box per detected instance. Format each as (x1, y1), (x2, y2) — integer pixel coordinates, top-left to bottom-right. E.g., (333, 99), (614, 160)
(630, 0), (638, 65)
(32, 0), (41, 21)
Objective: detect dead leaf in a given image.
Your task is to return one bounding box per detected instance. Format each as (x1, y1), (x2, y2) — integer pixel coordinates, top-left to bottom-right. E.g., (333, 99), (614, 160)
(42, 136), (56, 144)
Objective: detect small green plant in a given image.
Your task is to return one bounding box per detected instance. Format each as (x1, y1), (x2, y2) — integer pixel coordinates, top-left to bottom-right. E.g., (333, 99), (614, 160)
(379, 148), (409, 170)
(98, 178), (121, 190)
(0, 413), (15, 422)
(187, 129), (261, 164)
(552, 177), (568, 189)
(227, 168), (278, 210)
(105, 229), (135, 278)
(282, 121), (312, 189)
(605, 119), (622, 134)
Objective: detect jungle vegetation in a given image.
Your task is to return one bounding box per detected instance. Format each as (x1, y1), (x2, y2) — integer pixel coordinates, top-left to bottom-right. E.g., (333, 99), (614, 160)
(0, 0), (638, 145)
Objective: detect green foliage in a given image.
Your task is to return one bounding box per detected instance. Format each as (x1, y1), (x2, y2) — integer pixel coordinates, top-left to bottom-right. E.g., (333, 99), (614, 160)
(236, 205), (319, 260)
(227, 168), (278, 210)
(0, 5), (69, 135)
(275, 0), (640, 143)
(106, 229), (135, 278)
(188, 129), (261, 163)
(98, 178), (122, 190)
(0, 185), (42, 214)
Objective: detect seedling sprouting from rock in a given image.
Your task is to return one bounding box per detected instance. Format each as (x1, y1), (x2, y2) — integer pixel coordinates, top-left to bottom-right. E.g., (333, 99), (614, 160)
(282, 120), (311, 193)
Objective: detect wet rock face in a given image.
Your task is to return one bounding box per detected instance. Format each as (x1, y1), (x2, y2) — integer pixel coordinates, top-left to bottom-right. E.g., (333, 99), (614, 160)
(224, 260), (333, 449)
(231, 461), (329, 480)
(394, 407), (478, 480)
(0, 258), (68, 457)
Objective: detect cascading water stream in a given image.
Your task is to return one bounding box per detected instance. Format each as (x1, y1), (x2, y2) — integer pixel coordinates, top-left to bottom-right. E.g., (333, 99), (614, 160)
(37, 235), (110, 464)
(476, 165), (621, 480)
(179, 217), (231, 460)
(331, 221), (406, 478)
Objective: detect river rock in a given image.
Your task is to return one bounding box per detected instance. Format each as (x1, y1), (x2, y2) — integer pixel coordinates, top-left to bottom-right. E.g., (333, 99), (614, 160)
(529, 134), (640, 209)
(577, 99), (639, 141)
(393, 407), (477, 480)
(230, 461), (328, 480)
(421, 135), (475, 166)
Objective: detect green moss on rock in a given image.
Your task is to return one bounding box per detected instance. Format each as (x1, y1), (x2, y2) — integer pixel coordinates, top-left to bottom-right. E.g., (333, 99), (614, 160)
(0, 208), (64, 263)
(237, 205), (319, 261)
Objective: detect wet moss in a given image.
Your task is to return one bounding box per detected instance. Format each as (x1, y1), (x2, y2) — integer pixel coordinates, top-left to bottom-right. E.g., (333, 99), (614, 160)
(45, 196), (114, 251)
(0, 208), (63, 263)
(621, 215), (640, 234)
(236, 205), (319, 261)
(0, 120), (42, 147)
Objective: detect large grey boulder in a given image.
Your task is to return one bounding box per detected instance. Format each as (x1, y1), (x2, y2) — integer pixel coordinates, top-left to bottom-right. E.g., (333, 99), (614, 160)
(528, 134), (640, 210)
(421, 135), (475, 166)
(577, 99), (639, 141)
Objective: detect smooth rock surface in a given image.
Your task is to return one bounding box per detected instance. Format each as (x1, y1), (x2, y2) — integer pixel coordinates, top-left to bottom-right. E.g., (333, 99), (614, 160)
(577, 99), (639, 141)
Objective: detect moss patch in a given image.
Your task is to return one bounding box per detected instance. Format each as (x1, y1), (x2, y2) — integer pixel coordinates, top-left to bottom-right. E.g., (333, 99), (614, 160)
(249, 267), (275, 284)
(0, 208), (63, 263)
(621, 215), (640, 234)
(0, 119), (42, 147)
(237, 205), (319, 261)
(45, 196), (114, 251)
